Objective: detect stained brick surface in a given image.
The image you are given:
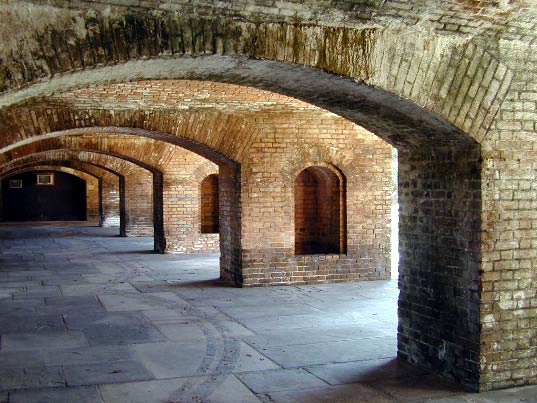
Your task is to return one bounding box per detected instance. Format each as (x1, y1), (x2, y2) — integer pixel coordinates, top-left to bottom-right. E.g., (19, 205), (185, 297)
(0, 0), (536, 392)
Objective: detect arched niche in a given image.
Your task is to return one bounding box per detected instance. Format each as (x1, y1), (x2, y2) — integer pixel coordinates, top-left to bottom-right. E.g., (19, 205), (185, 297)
(200, 174), (219, 234)
(295, 165), (346, 255)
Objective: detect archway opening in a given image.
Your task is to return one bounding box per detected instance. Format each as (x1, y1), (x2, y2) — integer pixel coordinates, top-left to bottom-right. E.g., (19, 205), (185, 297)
(0, 62), (482, 388)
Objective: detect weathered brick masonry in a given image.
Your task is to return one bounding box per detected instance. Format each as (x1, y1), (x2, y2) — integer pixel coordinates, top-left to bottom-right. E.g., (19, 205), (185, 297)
(0, 0), (536, 393)
(0, 133), (222, 253)
(0, 83), (393, 286)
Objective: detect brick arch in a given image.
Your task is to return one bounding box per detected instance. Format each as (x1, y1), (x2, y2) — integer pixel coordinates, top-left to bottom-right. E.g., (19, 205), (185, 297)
(1, 144), (241, 281)
(0, 5), (515, 144)
(0, 60), (474, 153)
(0, 165), (101, 224)
(0, 130), (216, 174)
(0, 110), (259, 166)
(4, 146), (166, 249)
(0, 132), (237, 255)
(0, 71), (483, 388)
(191, 160), (219, 184)
(0, 5), (505, 391)
(0, 142), (167, 248)
(2, 143), (161, 174)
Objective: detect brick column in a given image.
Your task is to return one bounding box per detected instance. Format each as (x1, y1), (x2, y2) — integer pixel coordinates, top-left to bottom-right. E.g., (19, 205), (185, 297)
(397, 146), (482, 390)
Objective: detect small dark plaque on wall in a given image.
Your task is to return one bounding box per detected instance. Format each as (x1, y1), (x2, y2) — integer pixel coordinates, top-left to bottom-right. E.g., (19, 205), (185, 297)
(37, 174), (54, 186)
(9, 179), (22, 188)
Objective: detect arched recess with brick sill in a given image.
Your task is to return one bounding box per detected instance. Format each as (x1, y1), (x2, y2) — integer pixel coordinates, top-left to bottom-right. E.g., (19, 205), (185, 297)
(200, 174), (220, 235)
(294, 165), (346, 256)
(0, 165), (101, 224)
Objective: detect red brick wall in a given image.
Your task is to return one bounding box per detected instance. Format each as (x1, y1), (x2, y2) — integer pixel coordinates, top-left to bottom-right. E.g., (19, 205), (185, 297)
(100, 172), (121, 227)
(241, 113), (393, 286)
(124, 169), (153, 237)
(160, 149), (219, 253)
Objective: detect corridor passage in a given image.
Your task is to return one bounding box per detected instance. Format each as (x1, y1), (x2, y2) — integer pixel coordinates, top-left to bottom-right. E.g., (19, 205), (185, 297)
(0, 224), (533, 402)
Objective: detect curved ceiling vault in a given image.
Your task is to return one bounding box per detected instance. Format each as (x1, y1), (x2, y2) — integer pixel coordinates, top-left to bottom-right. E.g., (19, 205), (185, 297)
(0, 131), (216, 177)
(0, 164), (100, 183)
(0, 149), (150, 180)
(0, 0), (529, 148)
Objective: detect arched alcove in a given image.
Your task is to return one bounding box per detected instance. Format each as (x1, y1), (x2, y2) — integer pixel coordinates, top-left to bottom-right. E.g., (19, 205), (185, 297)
(295, 166), (345, 255)
(200, 174), (219, 234)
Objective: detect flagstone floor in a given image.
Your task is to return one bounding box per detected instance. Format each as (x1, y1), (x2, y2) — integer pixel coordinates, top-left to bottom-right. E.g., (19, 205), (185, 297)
(0, 223), (535, 403)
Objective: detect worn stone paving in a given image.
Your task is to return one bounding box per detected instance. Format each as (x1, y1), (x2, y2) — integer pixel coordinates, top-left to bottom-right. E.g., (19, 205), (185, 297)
(0, 224), (535, 403)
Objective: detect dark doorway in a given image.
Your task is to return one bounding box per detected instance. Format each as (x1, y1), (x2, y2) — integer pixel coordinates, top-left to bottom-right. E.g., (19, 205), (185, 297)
(2, 171), (87, 222)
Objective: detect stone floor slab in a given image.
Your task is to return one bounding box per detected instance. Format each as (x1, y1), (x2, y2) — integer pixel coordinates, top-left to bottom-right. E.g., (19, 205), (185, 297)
(154, 322), (207, 342)
(260, 383), (396, 403)
(9, 385), (103, 403)
(141, 308), (200, 324)
(0, 366), (65, 391)
(0, 299), (44, 317)
(64, 360), (153, 386)
(0, 281), (43, 288)
(1, 331), (88, 352)
(369, 374), (461, 401)
(305, 357), (428, 385)
(98, 292), (190, 312)
(60, 282), (138, 297)
(0, 287), (25, 293)
(237, 311), (378, 333)
(132, 341), (208, 379)
(43, 345), (137, 366)
(219, 303), (323, 319)
(0, 351), (46, 369)
(42, 295), (105, 315)
(237, 368), (328, 394)
(227, 341), (281, 373)
(99, 374), (260, 403)
(63, 311), (165, 346)
(0, 315), (66, 334)
(259, 336), (397, 368)
(13, 286), (62, 299)
(42, 275), (88, 286)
